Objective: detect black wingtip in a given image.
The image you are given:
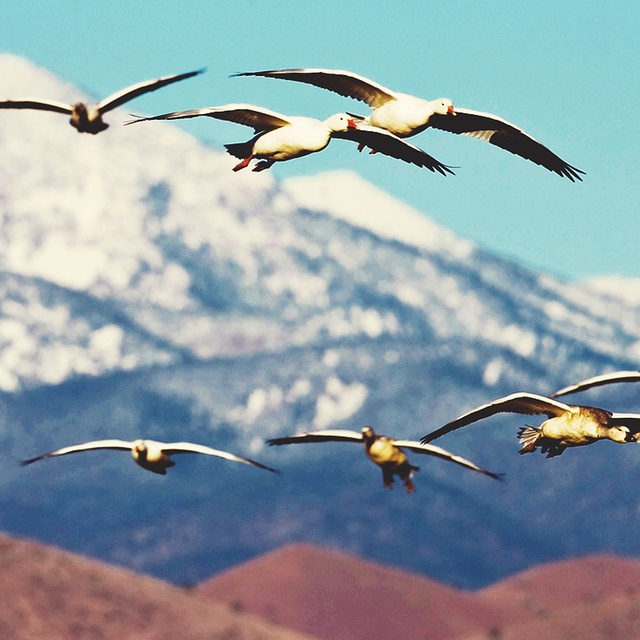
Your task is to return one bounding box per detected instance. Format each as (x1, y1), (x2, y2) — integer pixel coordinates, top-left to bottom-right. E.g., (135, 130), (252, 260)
(124, 113), (145, 126)
(440, 164), (457, 176)
(560, 164), (585, 182)
(230, 70), (260, 78)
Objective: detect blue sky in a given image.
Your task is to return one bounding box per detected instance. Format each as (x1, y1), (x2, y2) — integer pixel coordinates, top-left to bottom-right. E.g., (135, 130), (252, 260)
(4, 1), (639, 280)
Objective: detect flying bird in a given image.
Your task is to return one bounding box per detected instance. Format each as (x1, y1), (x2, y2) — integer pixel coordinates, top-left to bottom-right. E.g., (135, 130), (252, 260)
(267, 426), (501, 493)
(421, 392), (640, 457)
(0, 68), (204, 134)
(234, 67), (584, 181)
(21, 438), (278, 475)
(127, 104), (454, 174)
(552, 371), (640, 398)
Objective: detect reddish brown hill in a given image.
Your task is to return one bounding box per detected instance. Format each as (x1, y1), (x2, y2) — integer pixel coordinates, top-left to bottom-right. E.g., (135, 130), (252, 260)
(197, 543), (509, 640)
(453, 553), (640, 640)
(0, 533), (318, 640)
(6, 531), (640, 640)
(476, 553), (640, 617)
(456, 590), (640, 640)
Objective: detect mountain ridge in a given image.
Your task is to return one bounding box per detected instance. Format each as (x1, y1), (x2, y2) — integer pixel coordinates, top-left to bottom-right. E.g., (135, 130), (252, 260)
(1, 54), (640, 590)
(3, 530), (640, 640)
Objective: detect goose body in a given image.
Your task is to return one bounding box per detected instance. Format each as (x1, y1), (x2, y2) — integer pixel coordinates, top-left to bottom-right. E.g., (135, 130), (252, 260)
(421, 392), (640, 457)
(235, 67), (584, 180)
(128, 104), (453, 174)
(267, 426), (501, 493)
(552, 371), (640, 398)
(21, 438), (278, 475)
(0, 68), (203, 134)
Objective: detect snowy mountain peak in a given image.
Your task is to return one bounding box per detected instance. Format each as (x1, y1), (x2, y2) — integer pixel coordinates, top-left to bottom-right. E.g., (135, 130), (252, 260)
(281, 170), (475, 260)
(0, 53), (79, 100)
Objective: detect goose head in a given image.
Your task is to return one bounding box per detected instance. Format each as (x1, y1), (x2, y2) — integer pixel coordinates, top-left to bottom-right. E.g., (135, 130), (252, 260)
(70, 102), (108, 132)
(609, 426), (634, 443)
(361, 426), (376, 443)
(432, 98), (456, 116)
(132, 439), (148, 459)
(324, 112), (359, 132)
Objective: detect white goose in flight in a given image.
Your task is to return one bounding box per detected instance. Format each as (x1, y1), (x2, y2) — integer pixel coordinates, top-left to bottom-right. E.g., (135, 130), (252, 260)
(234, 67), (584, 181)
(552, 371), (640, 398)
(21, 438), (278, 475)
(0, 68), (204, 134)
(127, 104), (454, 174)
(421, 392), (640, 457)
(267, 426), (501, 493)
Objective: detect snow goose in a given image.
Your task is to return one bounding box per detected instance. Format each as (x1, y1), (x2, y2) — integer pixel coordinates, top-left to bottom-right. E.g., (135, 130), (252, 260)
(21, 438), (278, 475)
(421, 392), (640, 457)
(127, 104), (454, 174)
(234, 68), (584, 181)
(267, 426), (501, 493)
(0, 68), (204, 134)
(552, 371), (640, 398)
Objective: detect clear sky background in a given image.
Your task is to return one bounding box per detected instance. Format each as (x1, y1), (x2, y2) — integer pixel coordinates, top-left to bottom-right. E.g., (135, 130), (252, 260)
(3, 1), (638, 281)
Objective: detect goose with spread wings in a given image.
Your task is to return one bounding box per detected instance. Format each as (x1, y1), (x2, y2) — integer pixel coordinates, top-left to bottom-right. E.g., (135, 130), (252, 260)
(234, 67), (584, 181)
(267, 426), (501, 493)
(421, 392), (640, 458)
(0, 68), (204, 134)
(127, 104), (454, 174)
(552, 371), (640, 398)
(21, 438), (278, 475)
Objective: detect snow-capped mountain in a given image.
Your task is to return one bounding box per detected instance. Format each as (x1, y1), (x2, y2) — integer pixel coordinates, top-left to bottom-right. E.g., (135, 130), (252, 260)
(1, 54), (640, 589)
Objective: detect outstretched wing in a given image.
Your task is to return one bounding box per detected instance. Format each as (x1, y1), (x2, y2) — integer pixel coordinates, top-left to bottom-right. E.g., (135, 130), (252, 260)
(421, 392), (573, 443)
(0, 98), (72, 115)
(21, 439), (134, 466)
(233, 68), (396, 109)
(429, 108), (584, 181)
(267, 429), (364, 446)
(335, 123), (455, 175)
(161, 442), (278, 473)
(127, 103), (291, 133)
(391, 440), (502, 479)
(552, 371), (640, 398)
(98, 68), (205, 113)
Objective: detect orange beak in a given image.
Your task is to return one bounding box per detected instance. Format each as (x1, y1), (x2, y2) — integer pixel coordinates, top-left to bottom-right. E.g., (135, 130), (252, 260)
(447, 104), (456, 116)
(347, 118), (359, 129)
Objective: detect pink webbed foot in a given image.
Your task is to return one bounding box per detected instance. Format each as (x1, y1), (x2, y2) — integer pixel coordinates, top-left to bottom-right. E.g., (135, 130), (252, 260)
(252, 160), (273, 172)
(233, 155), (253, 172)
(403, 479), (416, 493)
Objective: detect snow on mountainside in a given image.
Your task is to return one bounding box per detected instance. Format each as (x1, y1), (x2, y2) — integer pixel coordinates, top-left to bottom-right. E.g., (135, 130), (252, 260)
(1, 52), (639, 394)
(4, 54), (640, 589)
(583, 276), (640, 308)
(281, 170), (474, 260)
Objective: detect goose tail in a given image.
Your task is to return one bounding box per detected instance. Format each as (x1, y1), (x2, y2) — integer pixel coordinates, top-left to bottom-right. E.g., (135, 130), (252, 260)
(224, 140), (254, 160)
(517, 425), (540, 455)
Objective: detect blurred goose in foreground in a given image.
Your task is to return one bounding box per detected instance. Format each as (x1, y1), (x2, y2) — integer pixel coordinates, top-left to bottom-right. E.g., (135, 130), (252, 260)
(0, 68), (203, 134)
(267, 426), (501, 493)
(21, 438), (278, 475)
(421, 392), (640, 458)
(127, 104), (454, 174)
(234, 67), (584, 181)
(552, 371), (640, 398)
